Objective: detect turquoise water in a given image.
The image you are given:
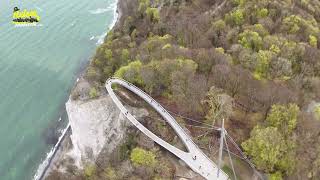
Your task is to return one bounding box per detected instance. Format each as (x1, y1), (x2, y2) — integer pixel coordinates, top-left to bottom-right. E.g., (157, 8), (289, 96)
(0, 0), (116, 179)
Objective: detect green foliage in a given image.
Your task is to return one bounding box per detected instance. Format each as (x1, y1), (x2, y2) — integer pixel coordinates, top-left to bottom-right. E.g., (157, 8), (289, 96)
(105, 49), (113, 60)
(84, 164), (96, 179)
(146, 34), (172, 53)
(146, 7), (160, 23)
(309, 35), (318, 47)
(314, 106), (320, 120)
(269, 44), (281, 54)
(242, 126), (286, 172)
(222, 165), (234, 179)
(232, 0), (246, 6)
(266, 104), (299, 135)
(119, 134), (137, 160)
(215, 47), (225, 53)
(114, 60), (143, 85)
(162, 43), (172, 50)
(212, 19), (226, 31)
(131, 29), (137, 40)
(141, 58), (197, 96)
(239, 30), (263, 51)
(124, 16), (134, 34)
(138, 0), (150, 16)
(243, 103), (298, 176)
(257, 8), (268, 18)
(121, 48), (130, 62)
(89, 87), (98, 98)
(86, 67), (98, 80)
(254, 50), (274, 79)
(202, 86), (233, 125)
(282, 15), (301, 34)
(226, 9), (245, 26)
(250, 24), (269, 37)
(268, 171), (283, 180)
(130, 147), (157, 167)
(281, 15), (319, 37)
(104, 167), (117, 180)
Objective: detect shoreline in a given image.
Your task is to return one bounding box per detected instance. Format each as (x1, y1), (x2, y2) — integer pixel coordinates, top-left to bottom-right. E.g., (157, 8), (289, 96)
(33, 0), (122, 179)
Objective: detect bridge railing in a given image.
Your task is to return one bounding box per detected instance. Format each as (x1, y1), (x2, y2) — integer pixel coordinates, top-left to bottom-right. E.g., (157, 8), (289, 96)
(106, 77), (220, 165)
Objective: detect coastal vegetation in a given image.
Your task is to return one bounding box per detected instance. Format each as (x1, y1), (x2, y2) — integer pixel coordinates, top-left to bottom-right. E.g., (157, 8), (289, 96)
(63, 0), (320, 179)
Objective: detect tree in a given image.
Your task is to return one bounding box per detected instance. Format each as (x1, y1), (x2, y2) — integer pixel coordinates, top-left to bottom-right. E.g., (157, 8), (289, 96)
(270, 57), (292, 79)
(309, 35), (318, 48)
(114, 60), (143, 85)
(202, 86), (233, 125)
(138, 0), (150, 17)
(225, 9), (245, 26)
(266, 104), (299, 135)
(171, 61), (204, 113)
(254, 50), (275, 79)
(242, 126), (286, 172)
(121, 49), (130, 63)
(281, 15), (301, 34)
(238, 30), (263, 51)
(130, 147), (157, 167)
(146, 7), (160, 23)
(257, 8), (268, 18)
(105, 49), (113, 60)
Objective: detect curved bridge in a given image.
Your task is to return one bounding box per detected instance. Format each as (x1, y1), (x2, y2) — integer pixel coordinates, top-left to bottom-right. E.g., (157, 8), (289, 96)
(105, 78), (229, 180)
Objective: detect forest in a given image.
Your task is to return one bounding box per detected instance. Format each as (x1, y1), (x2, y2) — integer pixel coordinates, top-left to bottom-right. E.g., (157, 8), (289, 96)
(74, 0), (320, 179)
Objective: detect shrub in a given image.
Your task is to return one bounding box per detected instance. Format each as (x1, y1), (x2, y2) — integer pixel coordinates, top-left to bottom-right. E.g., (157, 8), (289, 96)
(215, 47), (225, 53)
(226, 9), (245, 26)
(84, 164), (96, 179)
(104, 167), (117, 180)
(282, 15), (302, 34)
(138, 0), (150, 16)
(130, 147), (157, 167)
(86, 66), (98, 80)
(89, 87), (98, 98)
(250, 24), (269, 37)
(212, 19), (226, 32)
(119, 134), (137, 160)
(309, 35), (318, 47)
(239, 30), (263, 51)
(257, 8), (269, 18)
(162, 43), (172, 50)
(146, 7), (160, 23)
(121, 48), (130, 62)
(105, 49), (113, 60)
(268, 171), (283, 180)
(232, 0), (246, 6)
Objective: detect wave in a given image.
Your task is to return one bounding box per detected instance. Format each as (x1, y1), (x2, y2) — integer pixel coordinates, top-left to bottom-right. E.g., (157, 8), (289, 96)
(89, 8), (109, 14)
(89, 1), (117, 14)
(96, 0), (119, 45)
(35, 6), (43, 12)
(33, 123), (70, 180)
(33, 1), (119, 179)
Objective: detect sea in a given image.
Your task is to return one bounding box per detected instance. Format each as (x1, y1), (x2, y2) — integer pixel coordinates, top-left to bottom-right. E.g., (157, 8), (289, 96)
(0, 0), (117, 179)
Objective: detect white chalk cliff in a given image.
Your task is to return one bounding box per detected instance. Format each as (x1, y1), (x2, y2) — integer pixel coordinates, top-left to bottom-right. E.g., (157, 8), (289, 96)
(65, 95), (148, 167)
